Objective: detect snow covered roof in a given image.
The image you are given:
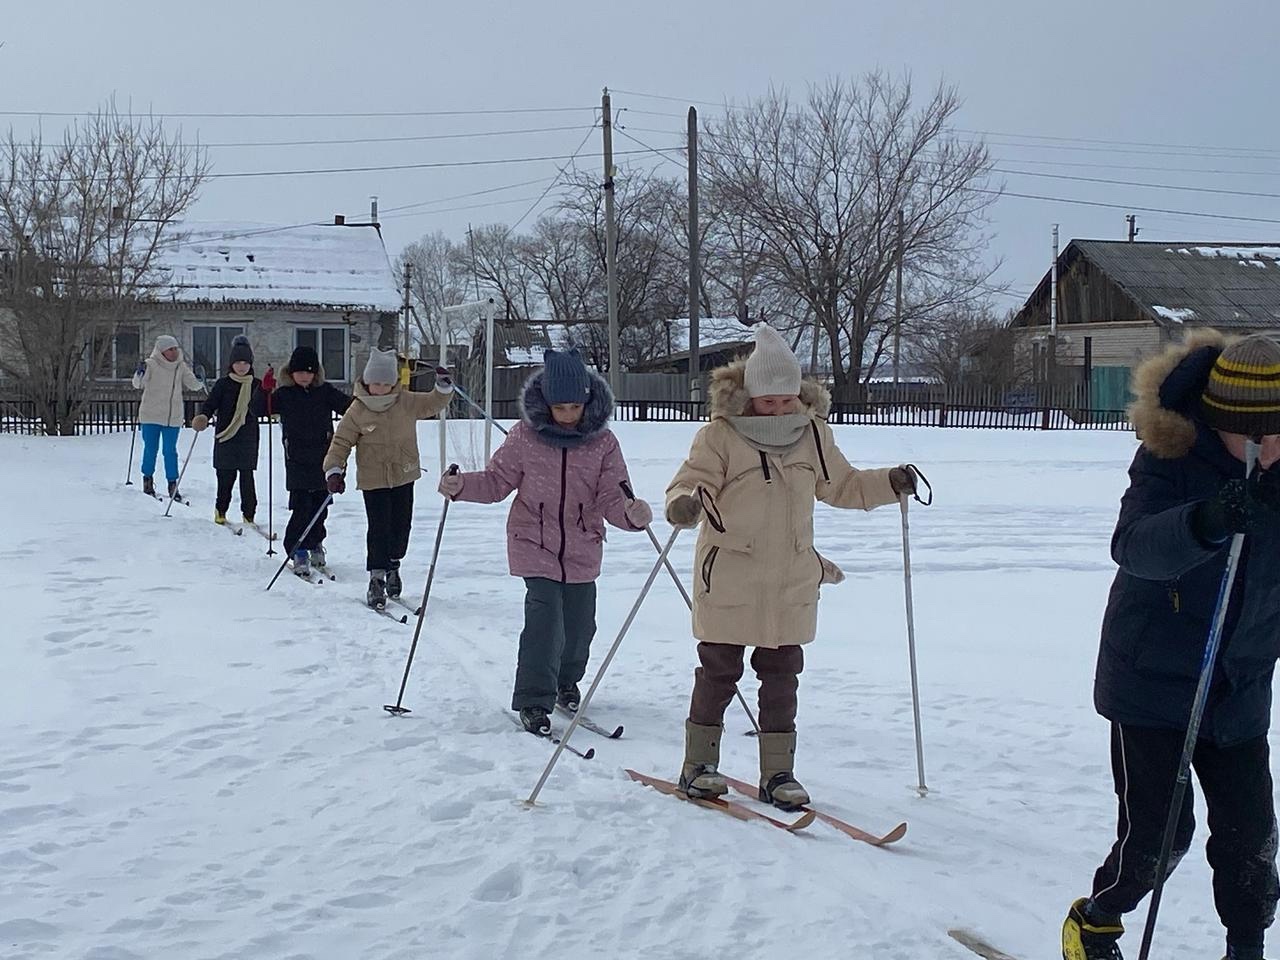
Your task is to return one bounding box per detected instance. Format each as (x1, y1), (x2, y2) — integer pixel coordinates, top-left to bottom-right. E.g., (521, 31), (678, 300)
(149, 221), (402, 312)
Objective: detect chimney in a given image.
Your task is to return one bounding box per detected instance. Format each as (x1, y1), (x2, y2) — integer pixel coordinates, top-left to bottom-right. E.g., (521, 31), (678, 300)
(334, 214), (346, 226)
(370, 195), (379, 225)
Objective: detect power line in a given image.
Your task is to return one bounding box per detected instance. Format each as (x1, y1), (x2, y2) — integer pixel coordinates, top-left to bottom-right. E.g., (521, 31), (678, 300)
(624, 125), (1280, 178)
(17, 148), (655, 184)
(0, 105), (597, 120)
(377, 178), (556, 215)
(614, 88), (1280, 159)
(196, 123), (594, 149)
(619, 128), (1280, 225)
(507, 124), (599, 234)
(951, 127), (1280, 158)
(198, 148), (649, 180)
(380, 195), (547, 222)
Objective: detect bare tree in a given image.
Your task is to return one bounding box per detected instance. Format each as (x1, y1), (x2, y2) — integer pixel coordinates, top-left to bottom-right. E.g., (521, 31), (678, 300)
(0, 105), (208, 434)
(702, 73), (999, 400)
(907, 304), (1030, 389)
(397, 231), (467, 350)
(555, 168), (686, 370)
(464, 223), (539, 322)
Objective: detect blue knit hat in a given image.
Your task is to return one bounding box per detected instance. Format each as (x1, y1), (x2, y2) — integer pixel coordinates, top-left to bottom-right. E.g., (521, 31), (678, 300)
(540, 348), (592, 404)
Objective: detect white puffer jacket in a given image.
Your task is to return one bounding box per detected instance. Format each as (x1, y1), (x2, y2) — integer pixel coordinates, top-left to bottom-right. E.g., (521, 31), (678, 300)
(132, 345), (204, 427)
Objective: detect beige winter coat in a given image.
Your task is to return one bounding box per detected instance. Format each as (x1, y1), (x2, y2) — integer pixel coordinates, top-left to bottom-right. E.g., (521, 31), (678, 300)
(665, 362), (899, 649)
(132, 346), (204, 427)
(323, 382), (451, 491)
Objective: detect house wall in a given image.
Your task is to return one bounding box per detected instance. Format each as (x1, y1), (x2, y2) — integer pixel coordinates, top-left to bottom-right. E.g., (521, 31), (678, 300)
(105, 308), (396, 384)
(1015, 320), (1167, 367)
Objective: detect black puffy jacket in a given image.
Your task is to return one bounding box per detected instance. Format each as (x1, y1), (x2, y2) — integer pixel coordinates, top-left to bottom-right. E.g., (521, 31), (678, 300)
(1095, 330), (1280, 746)
(272, 365), (352, 491)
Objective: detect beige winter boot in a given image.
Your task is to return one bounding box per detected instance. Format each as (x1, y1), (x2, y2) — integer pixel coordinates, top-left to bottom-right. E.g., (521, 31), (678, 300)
(678, 720), (728, 799)
(758, 731), (810, 810)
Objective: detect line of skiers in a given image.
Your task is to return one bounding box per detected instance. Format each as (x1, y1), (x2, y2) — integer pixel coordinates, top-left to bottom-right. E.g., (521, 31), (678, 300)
(136, 324), (1280, 960)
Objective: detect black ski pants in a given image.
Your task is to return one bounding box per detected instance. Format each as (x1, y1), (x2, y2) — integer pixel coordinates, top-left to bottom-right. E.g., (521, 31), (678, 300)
(362, 482), (413, 573)
(216, 468), (258, 519)
(512, 577), (596, 712)
(1091, 722), (1278, 947)
(285, 488), (330, 554)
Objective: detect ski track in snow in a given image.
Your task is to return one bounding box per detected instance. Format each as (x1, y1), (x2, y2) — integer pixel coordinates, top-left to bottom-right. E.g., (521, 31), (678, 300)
(0, 424), (1255, 959)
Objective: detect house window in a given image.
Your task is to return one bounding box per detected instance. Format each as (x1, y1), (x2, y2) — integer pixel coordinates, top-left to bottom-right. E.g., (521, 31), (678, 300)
(294, 326), (349, 381)
(192, 325), (246, 378)
(91, 323), (142, 380)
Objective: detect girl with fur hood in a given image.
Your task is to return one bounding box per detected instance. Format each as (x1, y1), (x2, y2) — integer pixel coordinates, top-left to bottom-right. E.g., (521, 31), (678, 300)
(437, 348), (653, 736)
(1062, 332), (1280, 960)
(192, 335), (269, 523)
(131, 334), (205, 499)
(271, 345), (352, 575)
(664, 324), (917, 810)
(323, 348), (454, 610)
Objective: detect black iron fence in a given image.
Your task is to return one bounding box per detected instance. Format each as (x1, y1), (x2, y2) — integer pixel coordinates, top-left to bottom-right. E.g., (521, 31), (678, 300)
(0, 383), (1132, 436)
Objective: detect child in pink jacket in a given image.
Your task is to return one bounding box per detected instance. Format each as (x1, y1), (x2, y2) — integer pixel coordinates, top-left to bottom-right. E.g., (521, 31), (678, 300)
(439, 349), (652, 736)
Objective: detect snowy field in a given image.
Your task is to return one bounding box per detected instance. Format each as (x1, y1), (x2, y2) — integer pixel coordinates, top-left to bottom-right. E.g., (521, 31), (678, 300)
(0, 420), (1260, 959)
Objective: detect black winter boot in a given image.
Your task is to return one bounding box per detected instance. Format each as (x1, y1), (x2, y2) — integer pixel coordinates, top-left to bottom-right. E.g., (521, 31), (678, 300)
(386, 564), (402, 599)
(367, 572), (388, 610)
(142, 475), (156, 496)
(520, 706), (551, 736)
(556, 683), (581, 713)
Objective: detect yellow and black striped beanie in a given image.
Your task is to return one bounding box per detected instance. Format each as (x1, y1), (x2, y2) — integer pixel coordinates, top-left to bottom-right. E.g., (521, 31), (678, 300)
(1200, 334), (1280, 436)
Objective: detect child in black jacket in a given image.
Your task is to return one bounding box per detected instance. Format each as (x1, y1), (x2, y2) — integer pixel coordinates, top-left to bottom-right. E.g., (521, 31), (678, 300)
(192, 335), (268, 526)
(271, 345), (351, 574)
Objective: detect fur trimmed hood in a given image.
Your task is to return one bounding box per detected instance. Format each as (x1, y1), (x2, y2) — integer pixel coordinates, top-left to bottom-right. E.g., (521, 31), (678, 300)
(279, 362), (327, 388)
(1129, 328), (1236, 459)
(707, 359), (832, 420)
(519, 367), (614, 441)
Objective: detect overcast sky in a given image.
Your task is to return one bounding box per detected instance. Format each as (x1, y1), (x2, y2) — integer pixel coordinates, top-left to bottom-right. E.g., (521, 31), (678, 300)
(4, 0), (1278, 310)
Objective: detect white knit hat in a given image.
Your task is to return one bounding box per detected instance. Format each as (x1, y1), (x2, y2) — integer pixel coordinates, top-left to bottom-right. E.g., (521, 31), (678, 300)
(363, 348), (400, 385)
(744, 324), (801, 398)
(154, 334), (180, 354)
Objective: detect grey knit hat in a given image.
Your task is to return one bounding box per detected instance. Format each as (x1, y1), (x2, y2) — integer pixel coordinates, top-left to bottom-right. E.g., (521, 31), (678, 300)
(363, 348), (400, 386)
(744, 324), (801, 398)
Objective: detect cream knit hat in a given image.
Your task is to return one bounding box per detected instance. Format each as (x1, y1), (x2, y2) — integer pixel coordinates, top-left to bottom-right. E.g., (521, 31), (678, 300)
(743, 324), (802, 398)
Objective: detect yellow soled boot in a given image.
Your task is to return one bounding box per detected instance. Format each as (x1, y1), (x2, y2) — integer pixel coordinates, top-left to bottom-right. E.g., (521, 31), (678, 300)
(758, 731), (810, 810)
(677, 720), (727, 799)
(1062, 897), (1123, 960)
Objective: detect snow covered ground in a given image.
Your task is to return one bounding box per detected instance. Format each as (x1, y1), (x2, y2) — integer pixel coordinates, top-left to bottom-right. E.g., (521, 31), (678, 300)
(0, 421), (1259, 959)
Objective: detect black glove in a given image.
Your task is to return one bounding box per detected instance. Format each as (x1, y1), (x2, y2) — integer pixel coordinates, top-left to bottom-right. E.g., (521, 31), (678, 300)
(1194, 477), (1270, 544)
(434, 366), (454, 393)
(134, 361), (147, 378)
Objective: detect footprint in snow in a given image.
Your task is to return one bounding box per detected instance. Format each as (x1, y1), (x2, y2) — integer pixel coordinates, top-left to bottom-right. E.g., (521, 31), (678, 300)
(472, 863), (524, 903)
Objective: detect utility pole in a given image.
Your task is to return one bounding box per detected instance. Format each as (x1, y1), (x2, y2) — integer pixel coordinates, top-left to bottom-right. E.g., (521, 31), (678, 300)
(893, 209), (904, 386)
(402, 260), (412, 362)
(602, 87), (620, 397)
(1126, 214), (1139, 242)
(1048, 224), (1059, 387)
(687, 105), (700, 402)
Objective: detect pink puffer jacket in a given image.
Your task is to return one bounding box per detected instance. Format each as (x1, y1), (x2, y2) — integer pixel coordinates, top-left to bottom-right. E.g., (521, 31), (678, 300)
(448, 370), (643, 583)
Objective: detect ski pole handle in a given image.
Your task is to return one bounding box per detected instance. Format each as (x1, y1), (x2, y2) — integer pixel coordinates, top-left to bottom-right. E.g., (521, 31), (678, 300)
(905, 464), (933, 506)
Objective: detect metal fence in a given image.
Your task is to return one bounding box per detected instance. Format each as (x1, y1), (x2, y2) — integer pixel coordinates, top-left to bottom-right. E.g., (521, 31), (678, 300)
(0, 383), (1132, 436)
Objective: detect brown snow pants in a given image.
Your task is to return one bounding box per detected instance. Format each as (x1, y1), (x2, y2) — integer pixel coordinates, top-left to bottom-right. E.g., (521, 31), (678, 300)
(688, 642), (804, 733)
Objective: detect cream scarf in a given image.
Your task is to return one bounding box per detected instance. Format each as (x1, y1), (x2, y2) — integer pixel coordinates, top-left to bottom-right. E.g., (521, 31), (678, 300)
(215, 373), (255, 442)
